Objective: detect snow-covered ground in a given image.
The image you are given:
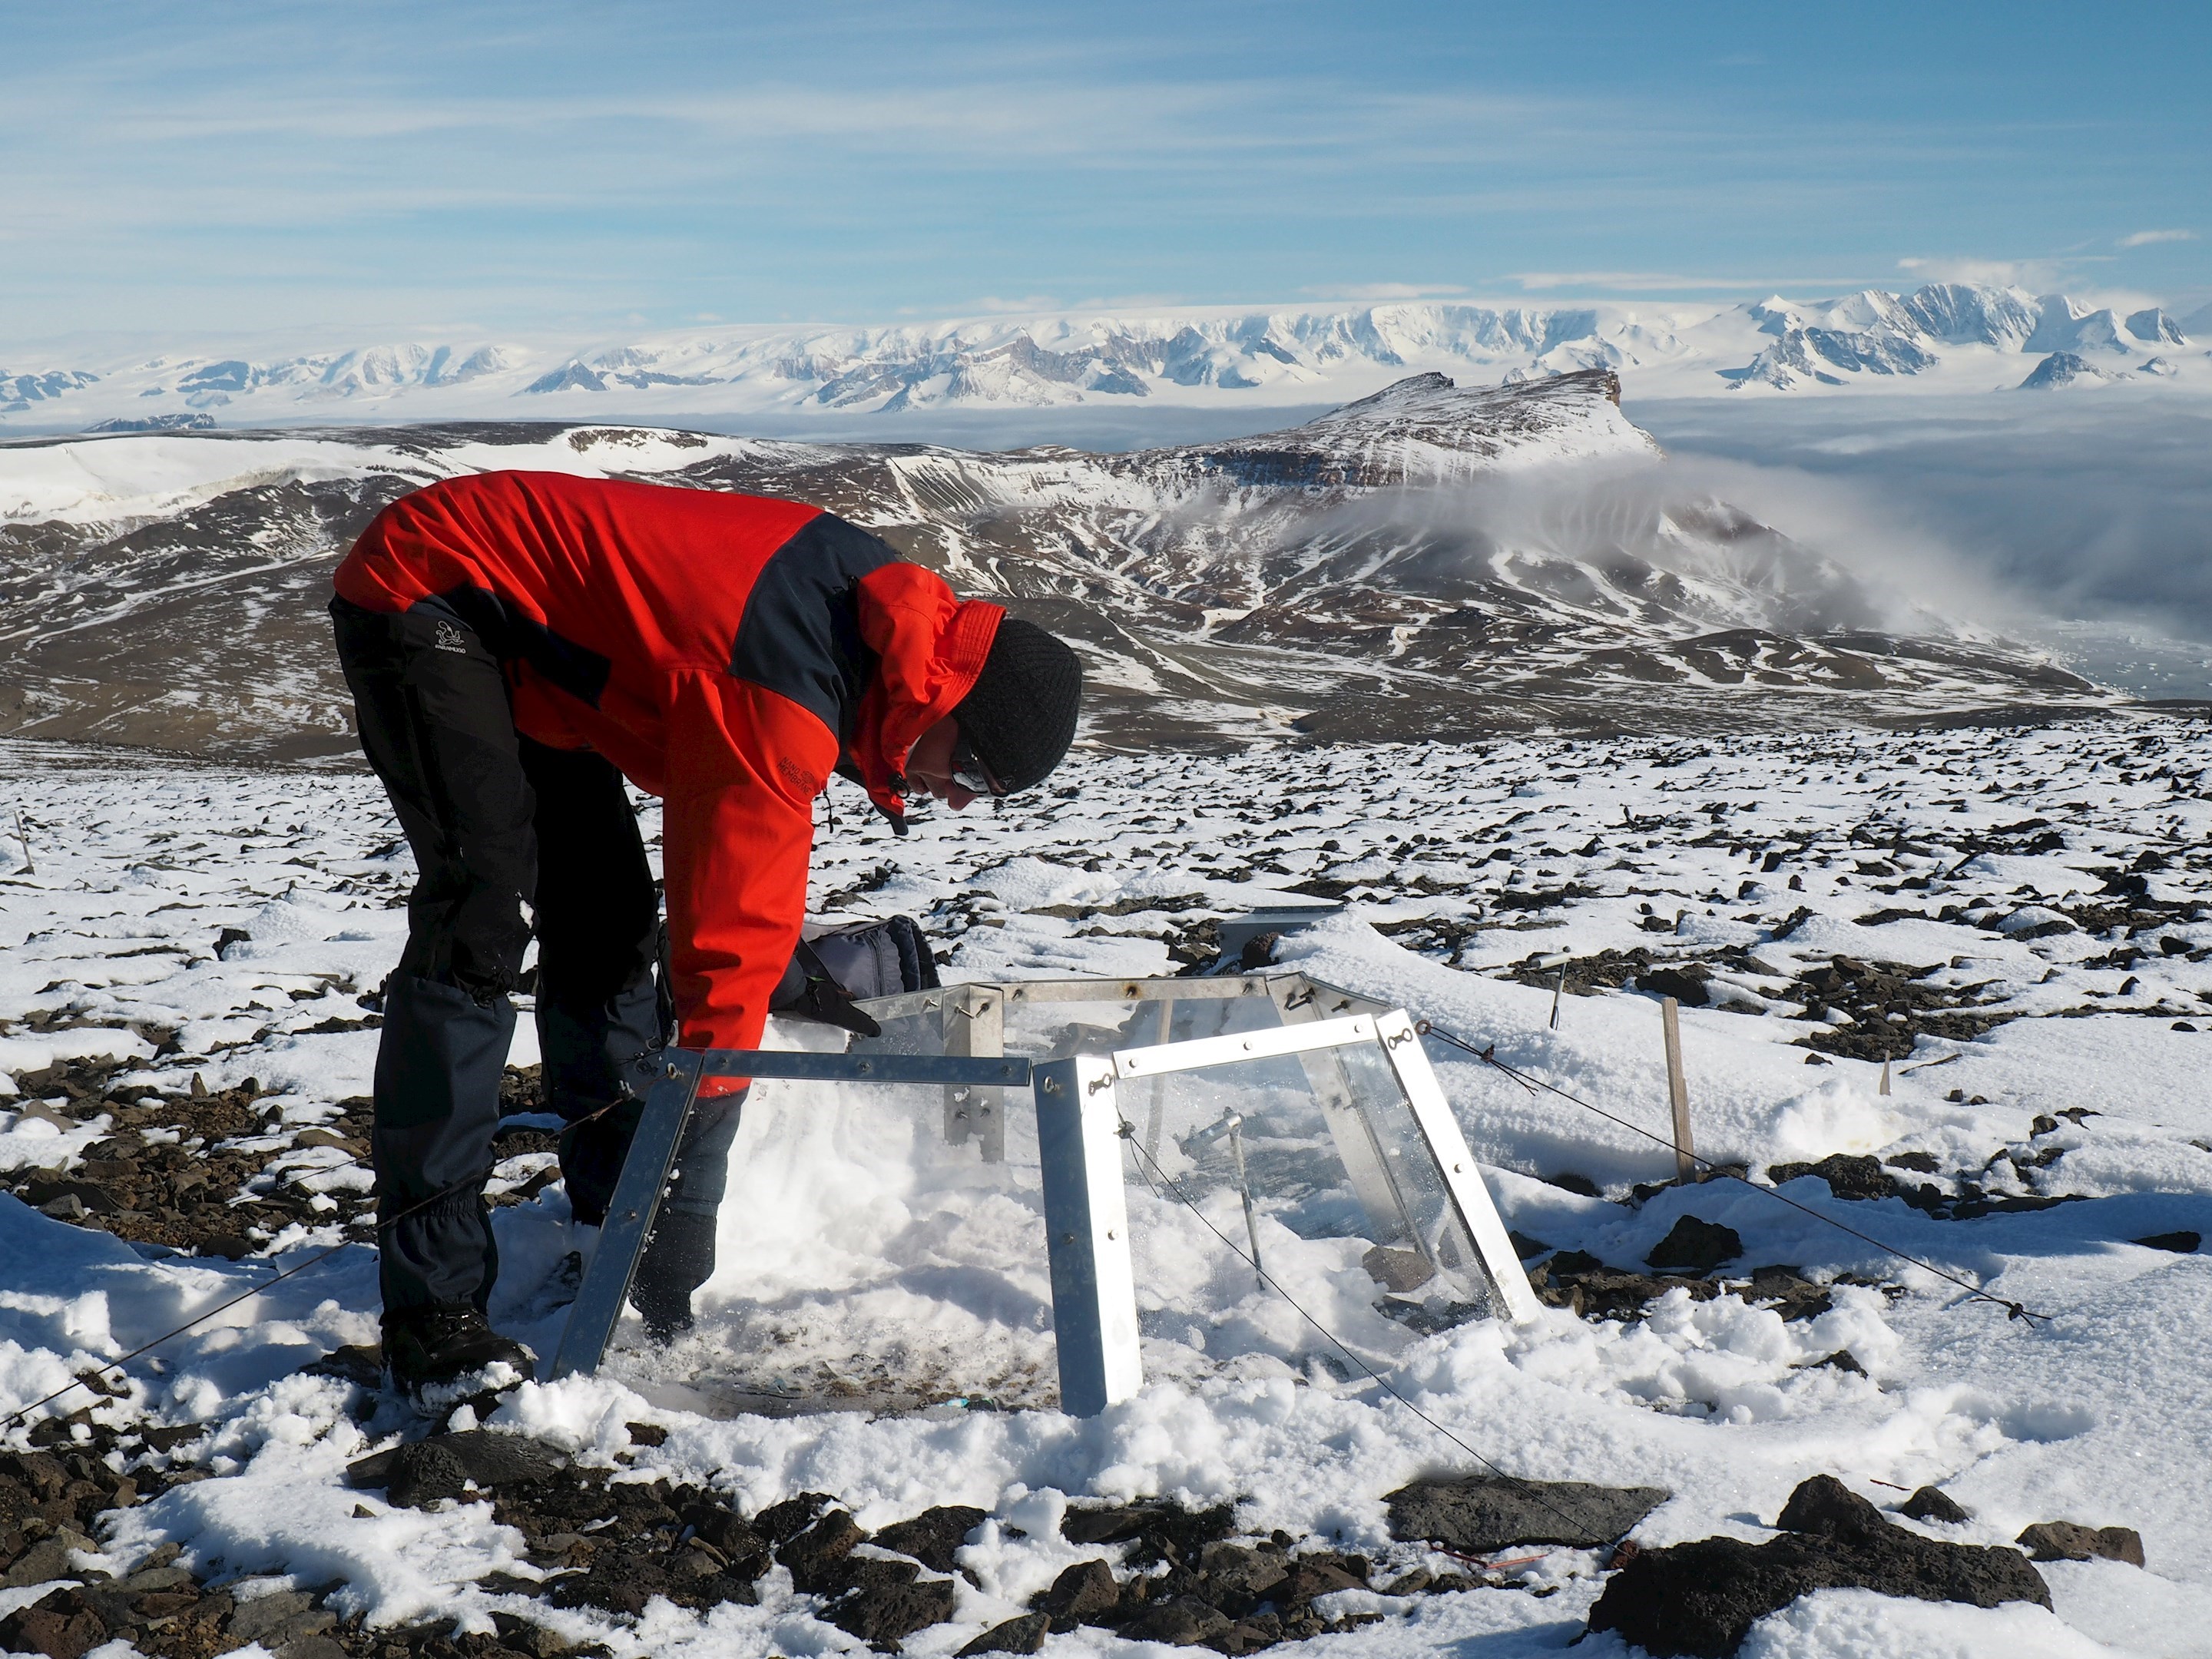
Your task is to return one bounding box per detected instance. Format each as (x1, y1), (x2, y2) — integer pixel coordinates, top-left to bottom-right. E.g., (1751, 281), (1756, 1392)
(2, 714), (2209, 1657)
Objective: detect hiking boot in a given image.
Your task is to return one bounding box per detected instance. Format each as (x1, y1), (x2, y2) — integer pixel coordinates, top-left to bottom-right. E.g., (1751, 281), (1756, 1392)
(631, 1208), (716, 1343)
(383, 1303), (535, 1392)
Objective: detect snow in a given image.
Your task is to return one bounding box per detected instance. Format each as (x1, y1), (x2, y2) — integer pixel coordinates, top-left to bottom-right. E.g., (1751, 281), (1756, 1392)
(2, 714), (2210, 1655)
(2, 286), (2207, 440)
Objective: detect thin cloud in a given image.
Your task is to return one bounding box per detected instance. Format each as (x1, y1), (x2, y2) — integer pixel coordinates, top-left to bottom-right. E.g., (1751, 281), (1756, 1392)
(2119, 229), (2196, 249)
(1298, 283), (1466, 301)
(965, 295), (1064, 315)
(1510, 270), (1865, 293)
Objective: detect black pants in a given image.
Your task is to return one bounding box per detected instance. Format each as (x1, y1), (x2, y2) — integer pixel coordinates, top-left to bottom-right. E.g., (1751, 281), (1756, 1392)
(332, 598), (741, 1318)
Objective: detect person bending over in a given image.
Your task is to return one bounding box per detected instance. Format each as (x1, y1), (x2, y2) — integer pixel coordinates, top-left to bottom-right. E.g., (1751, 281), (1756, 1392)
(330, 471), (1082, 1390)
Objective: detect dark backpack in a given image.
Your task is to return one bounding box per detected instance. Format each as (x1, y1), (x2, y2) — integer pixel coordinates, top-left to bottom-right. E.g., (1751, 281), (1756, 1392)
(767, 915), (940, 1038)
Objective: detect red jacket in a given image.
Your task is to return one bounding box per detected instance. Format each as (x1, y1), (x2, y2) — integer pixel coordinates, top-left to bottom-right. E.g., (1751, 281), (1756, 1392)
(334, 471), (1001, 1056)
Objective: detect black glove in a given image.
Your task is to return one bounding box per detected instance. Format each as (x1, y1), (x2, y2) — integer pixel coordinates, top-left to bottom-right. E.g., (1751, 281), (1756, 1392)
(770, 938), (884, 1038)
(767, 916), (942, 1036)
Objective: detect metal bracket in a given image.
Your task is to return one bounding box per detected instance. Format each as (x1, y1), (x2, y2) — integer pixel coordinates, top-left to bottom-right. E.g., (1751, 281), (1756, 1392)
(1033, 1055), (1144, 1416)
(551, 1048), (705, 1379)
(1370, 1010), (1542, 1324)
(697, 1050), (1031, 1086)
(943, 985), (1007, 1163)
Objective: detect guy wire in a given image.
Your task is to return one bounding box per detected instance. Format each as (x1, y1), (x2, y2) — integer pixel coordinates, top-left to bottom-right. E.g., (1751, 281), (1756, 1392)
(4, 1096), (631, 1429)
(1414, 1021), (2051, 1327)
(1117, 1121), (1625, 1552)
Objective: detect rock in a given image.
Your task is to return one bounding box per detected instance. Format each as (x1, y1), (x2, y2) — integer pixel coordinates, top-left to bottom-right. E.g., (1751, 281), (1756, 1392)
(873, 1504), (987, 1574)
(2133, 1230), (2200, 1253)
(379, 1430), (567, 1507)
(1118, 1597), (1233, 1646)
(302, 1344), (385, 1386)
(1646, 1216), (1743, 1275)
(677, 1502), (770, 1576)
(1037, 1558), (1120, 1631)
(1386, 1473), (1670, 1551)
(1218, 1611), (1286, 1653)
(1639, 965), (1711, 1006)
(824, 1558), (957, 1644)
(1774, 1475), (1883, 1538)
(1361, 1244), (1435, 1293)
(226, 1586), (333, 1647)
(1586, 1475), (2050, 1657)
(490, 1612), (584, 1657)
(753, 1490), (835, 1543)
(1273, 1555), (1369, 1606)
(1059, 1498), (1236, 1566)
(383, 1441), (470, 1508)
(2, 1532), (88, 1589)
(0, 1585), (108, 1659)
(1808, 1349), (1866, 1376)
(1766, 1153), (1893, 1201)
(1193, 1541), (1292, 1617)
(777, 1508), (866, 1594)
(117, 1563), (194, 1594)
(958, 1612), (1048, 1655)
(2015, 1521), (2146, 1566)
(276, 1638), (349, 1659)
(1900, 1487), (1970, 1525)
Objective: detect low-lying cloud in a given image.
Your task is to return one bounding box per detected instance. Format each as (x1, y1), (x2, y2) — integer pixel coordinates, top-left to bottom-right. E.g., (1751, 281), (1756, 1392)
(1632, 392), (2212, 637)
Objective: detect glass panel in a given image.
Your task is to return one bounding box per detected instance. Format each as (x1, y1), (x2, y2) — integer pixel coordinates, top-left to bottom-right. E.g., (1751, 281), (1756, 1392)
(594, 979), (1497, 1413)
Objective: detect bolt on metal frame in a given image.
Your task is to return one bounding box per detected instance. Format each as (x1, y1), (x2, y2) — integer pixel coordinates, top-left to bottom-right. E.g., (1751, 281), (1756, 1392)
(550, 975), (1538, 1415)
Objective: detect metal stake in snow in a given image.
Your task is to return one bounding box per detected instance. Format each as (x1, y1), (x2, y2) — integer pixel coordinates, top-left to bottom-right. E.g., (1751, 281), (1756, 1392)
(1879, 1058), (1892, 1097)
(1228, 1117), (1264, 1289)
(1184, 1108), (1267, 1288)
(1661, 997), (1694, 1183)
(12, 807), (31, 876)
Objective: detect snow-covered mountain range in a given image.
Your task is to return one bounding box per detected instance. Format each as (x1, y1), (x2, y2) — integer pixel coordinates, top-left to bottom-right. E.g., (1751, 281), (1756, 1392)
(3, 285), (2205, 435)
(0, 370), (2105, 764)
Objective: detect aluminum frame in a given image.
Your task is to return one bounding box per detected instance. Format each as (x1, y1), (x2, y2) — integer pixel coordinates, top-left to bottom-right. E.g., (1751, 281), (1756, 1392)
(548, 983), (1538, 1415)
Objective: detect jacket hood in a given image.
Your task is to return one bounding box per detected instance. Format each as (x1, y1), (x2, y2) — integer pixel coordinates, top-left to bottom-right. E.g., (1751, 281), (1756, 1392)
(848, 564), (1003, 832)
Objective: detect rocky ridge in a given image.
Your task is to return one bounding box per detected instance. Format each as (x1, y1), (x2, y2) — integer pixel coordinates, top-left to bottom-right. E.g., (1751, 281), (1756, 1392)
(0, 371), (2109, 763)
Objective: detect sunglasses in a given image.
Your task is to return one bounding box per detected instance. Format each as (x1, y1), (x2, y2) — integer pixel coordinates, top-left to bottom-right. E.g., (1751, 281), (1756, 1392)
(949, 733), (1006, 797)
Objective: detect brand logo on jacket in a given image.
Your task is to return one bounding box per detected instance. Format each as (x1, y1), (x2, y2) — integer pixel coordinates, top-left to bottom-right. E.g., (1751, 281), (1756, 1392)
(433, 621), (469, 655)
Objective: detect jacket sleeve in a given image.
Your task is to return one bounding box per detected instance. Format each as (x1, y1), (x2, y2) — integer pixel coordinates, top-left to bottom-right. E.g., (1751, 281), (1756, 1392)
(658, 670), (836, 1088)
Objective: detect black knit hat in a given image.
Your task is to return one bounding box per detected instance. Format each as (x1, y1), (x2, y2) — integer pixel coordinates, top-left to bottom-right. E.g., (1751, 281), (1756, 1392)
(954, 618), (1082, 793)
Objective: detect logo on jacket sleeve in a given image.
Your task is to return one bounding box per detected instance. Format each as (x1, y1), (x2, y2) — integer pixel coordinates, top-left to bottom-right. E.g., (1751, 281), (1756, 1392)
(433, 621), (470, 655)
(777, 756), (823, 796)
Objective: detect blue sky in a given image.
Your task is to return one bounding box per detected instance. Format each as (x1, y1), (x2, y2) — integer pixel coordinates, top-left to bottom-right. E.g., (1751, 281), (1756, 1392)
(5, 0), (2207, 346)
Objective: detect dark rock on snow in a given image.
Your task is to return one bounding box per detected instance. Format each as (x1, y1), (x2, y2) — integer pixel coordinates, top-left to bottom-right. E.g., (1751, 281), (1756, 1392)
(2016, 1520), (2147, 1566)
(1587, 1474), (2050, 1657)
(1646, 1215), (1744, 1275)
(959, 1611), (1050, 1655)
(1386, 1472), (1671, 1551)
(777, 1506), (869, 1594)
(1767, 1153), (1895, 1201)
(1900, 1486), (1971, 1525)
(874, 1502), (988, 1575)
(356, 1429), (567, 1508)
(1038, 1559), (1121, 1631)
(1060, 1497), (1237, 1565)
(2133, 1230), (2200, 1253)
